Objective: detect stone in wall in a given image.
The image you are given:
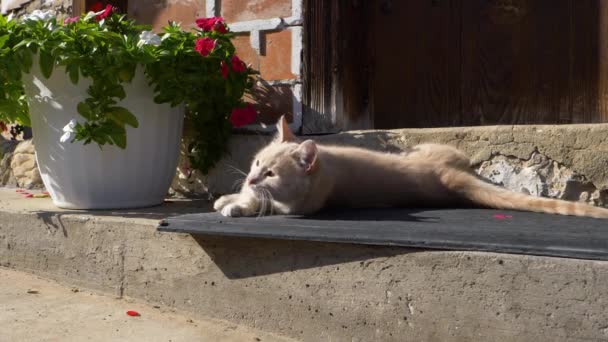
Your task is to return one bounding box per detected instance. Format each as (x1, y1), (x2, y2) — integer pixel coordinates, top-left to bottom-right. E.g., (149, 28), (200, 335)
(169, 141), (210, 198)
(0, 138), (19, 187)
(476, 152), (607, 207)
(9, 0), (72, 18)
(5, 140), (42, 189)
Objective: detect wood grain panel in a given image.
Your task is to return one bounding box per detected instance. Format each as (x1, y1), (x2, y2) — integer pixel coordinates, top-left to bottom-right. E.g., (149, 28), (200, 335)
(572, 0), (601, 124)
(599, 1), (608, 122)
(461, 0), (572, 125)
(303, 0), (608, 131)
(302, 0), (336, 134)
(372, 0), (461, 129)
(335, 0), (374, 130)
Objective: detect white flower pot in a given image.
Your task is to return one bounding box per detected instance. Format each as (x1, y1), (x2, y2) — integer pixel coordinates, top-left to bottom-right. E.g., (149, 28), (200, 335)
(22, 62), (184, 209)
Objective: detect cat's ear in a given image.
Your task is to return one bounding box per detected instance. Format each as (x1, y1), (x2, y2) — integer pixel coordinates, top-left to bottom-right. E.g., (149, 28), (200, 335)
(276, 115), (297, 143)
(296, 140), (318, 174)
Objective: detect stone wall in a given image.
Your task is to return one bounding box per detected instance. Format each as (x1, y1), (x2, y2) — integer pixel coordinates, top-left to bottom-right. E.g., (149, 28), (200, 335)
(4, 0), (72, 17)
(0, 138), (42, 189)
(476, 153), (606, 207)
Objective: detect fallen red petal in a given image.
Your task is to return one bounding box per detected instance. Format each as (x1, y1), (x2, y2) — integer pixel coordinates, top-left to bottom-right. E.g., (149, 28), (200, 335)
(24, 194), (33, 198)
(15, 189), (25, 193)
(126, 310), (140, 317)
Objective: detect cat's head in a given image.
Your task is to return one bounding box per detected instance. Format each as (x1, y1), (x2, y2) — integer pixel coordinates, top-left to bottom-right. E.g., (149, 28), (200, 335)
(243, 116), (319, 203)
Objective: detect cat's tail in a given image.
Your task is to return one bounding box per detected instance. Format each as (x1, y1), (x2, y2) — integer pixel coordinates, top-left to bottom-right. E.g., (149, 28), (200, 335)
(443, 170), (608, 219)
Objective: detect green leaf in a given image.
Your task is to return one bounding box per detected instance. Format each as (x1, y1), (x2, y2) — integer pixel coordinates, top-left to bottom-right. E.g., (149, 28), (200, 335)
(0, 35), (9, 49)
(107, 124), (127, 148)
(110, 132), (126, 149)
(108, 106), (138, 128)
(67, 64), (79, 84)
(20, 50), (33, 73)
(77, 102), (94, 120)
(118, 65), (135, 82)
(38, 50), (54, 79)
(21, 39), (35, 48)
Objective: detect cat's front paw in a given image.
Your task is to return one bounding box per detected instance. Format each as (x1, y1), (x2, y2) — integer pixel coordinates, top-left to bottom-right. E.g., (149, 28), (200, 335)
(213, 195), (235, 212)
(220, 204), (248, 217)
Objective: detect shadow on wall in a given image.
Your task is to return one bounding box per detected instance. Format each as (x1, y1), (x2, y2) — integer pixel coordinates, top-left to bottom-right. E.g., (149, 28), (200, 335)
(247, 79), (296, 127)
(239, 77), (301, 126)
(193, 235), (414, 280)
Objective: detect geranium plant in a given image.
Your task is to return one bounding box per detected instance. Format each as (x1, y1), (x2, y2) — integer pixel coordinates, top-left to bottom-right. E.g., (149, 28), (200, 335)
(0, 5), (256, 173)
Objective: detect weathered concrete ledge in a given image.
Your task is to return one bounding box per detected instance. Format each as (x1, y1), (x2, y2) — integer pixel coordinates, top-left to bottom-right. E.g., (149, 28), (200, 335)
(200, 124), (608, 207)
(1, 188), (608, 341)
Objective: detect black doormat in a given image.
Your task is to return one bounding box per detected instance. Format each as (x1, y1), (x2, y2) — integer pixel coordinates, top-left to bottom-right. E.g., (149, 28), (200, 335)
(158, 208), (608, 261)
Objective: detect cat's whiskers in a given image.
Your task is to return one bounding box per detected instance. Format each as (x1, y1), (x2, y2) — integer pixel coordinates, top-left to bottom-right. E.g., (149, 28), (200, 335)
(261, 188), (275, 216)
(250, 187), (274, 217)
(227, 164), (248, 177)
(232, 178), (245, 192)
(256, 189), (268, 218)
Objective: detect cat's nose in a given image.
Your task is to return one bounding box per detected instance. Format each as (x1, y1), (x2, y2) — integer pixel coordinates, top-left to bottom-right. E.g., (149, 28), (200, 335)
(247, 177), (257, 185)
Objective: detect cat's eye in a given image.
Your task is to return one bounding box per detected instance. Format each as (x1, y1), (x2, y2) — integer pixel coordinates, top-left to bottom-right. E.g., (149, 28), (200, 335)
(256, 160), (260, 166)
(265, 170), (275, 177)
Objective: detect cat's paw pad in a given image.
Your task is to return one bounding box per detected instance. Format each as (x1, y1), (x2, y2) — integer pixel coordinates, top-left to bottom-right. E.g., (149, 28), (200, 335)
(213, 196), (233, 211)
(220, 204), (244, 217)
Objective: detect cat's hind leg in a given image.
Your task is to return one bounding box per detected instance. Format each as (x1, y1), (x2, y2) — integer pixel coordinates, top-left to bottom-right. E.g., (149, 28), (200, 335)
(403, 143), (470, 169)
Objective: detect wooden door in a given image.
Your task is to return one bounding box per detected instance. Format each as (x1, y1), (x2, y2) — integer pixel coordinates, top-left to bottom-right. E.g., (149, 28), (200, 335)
(303, 0), (608, 132)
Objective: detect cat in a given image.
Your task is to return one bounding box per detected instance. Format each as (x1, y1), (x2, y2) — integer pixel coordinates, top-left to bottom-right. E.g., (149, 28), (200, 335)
(214, 116), (608, 219)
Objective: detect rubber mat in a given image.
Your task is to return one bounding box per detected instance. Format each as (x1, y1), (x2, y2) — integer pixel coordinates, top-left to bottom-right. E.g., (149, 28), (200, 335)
(158, 208), (608, 261)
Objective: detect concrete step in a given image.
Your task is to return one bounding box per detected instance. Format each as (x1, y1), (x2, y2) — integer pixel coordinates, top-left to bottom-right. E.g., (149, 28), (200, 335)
(0, 267), (295, 342)
(1, 188), (607, 342)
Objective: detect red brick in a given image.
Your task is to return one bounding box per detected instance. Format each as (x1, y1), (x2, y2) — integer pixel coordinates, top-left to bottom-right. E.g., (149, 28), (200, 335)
(259, 29), (296, 81)
(233, 34), (260, 71)
(222, 0), (291, 23)
(128, 0), (205, 31)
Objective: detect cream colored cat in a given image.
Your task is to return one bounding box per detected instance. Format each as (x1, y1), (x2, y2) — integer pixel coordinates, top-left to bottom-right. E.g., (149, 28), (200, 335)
(214, 116), (608, 219)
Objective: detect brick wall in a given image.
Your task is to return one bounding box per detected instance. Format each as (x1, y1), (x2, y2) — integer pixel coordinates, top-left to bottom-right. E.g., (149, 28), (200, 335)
(128, 0), (303, 132)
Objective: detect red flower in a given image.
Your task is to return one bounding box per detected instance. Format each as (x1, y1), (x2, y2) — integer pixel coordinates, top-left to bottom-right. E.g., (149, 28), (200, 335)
(231, 55), (246, 73)
(63, 16), (79, 25)
(89, 1), (104, 12)
(195, 37), (215, 57)
(195, 17), (215, 31)
(214, 20), (228, 34)
(0, 121), (7, 132)
(230, 104), (257, 128)
(96, 4), (113, 21)
(220, 61), (229, 79)
(195, 16), (228, 33)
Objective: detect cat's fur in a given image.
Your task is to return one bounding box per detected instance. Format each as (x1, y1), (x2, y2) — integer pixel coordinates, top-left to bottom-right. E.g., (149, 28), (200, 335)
(214, 116), (608, 219)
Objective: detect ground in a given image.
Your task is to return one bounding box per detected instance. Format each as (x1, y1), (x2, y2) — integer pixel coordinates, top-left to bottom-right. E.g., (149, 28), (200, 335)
(0, 267), (295, 342)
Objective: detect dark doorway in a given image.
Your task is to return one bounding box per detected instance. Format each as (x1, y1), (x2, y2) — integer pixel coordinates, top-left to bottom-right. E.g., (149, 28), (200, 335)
(303, 0), (608, 133)
(74, 0), (128, 15)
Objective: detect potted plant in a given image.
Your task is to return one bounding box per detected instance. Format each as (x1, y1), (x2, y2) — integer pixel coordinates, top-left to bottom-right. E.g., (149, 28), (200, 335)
(0, 5), (256, 209)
